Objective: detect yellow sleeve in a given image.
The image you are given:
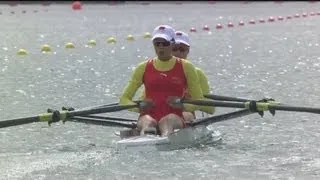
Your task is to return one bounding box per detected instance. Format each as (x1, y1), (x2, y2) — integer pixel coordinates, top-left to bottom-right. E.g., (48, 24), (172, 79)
(196, 67), (213, 114)
(138, 86), (146, 100)
(182, 60), (215, 114)
(196, 67), (210, 95)
(119, 61), (147, 113)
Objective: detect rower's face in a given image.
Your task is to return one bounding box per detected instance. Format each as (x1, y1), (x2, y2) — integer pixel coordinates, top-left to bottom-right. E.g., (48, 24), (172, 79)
(172, 43), (189, 59)
(153, 38), (172, 59)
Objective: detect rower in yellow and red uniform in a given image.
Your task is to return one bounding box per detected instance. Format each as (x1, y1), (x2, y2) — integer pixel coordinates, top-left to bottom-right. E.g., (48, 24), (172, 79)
(119, 25), (214, 137)
(172, 30), (212, 121)
(139, 30), (212, 122)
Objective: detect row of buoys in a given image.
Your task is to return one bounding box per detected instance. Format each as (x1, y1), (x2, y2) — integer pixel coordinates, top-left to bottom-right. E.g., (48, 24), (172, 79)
(14, 33), (153, 55)
(189, 12), (320, 32)
(68, 1), (318, 11)
(0, 9), (48, 15)
(7, 2), (51, 7)
(69, 1), (317, 6)
(15, 35), (150, 55)
(4, 1), (318, 9)
(136, 1), (317, 5)
(12, 10), (319, 56)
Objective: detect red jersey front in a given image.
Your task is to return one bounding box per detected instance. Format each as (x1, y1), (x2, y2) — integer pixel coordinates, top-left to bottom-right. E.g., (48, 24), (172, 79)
(141, 58), (187, 121)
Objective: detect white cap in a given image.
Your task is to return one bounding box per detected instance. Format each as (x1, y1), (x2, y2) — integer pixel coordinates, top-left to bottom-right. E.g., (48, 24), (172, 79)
(151, 25), (175, 42)
(174, 31), (190, 46)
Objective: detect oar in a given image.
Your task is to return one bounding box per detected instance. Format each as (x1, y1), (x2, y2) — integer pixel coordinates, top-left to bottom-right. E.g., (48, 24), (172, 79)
(204, 94), (254, 102)
(268, 104), (320, 114)
(0, 104), (138, 128)
(187, 109), (254, 127)
(63, 100), (142, 115)
(62, 102), (120, 112)
(74, 115), (137, 122)
(70, 116), (136, 128)
(181, 98), (320, 115)
(181, 98), (249, 108)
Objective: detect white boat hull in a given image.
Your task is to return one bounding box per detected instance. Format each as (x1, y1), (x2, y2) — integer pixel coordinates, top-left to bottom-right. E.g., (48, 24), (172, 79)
(114, 125), (222, 150)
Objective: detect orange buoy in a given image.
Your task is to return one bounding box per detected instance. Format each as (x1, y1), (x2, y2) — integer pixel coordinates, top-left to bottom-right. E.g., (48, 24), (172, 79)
(216, 24), (223, 29)
(277, 16), (283, 20)
(189, 27), (197, 32)
(72, 1), (82, 10)
(203, 25), (210, 31)
(268, 16), (275, 22)
(249, 19), (255, 24)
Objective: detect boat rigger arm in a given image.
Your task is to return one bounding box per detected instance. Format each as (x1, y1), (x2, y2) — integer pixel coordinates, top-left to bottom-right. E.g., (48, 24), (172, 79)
(182, 60), (215, 114)
(119, 61), (147, 113)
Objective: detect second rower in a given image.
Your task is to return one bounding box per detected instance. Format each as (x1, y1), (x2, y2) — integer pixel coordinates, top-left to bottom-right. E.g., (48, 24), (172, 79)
(172, 30), (212, 121)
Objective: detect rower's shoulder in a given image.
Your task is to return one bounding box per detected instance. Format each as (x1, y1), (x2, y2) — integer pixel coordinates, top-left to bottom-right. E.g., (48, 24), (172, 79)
(195, 67), (206, 75)
(179, 58), (196, 68)
(134, 59), (149, 71)
(180, 59), (204, 74)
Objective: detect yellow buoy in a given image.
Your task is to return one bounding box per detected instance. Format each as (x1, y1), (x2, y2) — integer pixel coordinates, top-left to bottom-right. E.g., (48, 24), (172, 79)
(65, 42), (75, 49)
(88, 40), (96, 46)
(143, 32), (152, 39)
(127, 34), (134, 41)
(107, 37), (116, 44)
(41, 44), (51, 52)
(17, 49), (27, 55)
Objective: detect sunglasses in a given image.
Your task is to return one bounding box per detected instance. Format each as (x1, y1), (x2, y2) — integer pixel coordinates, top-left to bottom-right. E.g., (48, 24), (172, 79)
(153, 41), (171, 47)
(172, 47), (188, 52)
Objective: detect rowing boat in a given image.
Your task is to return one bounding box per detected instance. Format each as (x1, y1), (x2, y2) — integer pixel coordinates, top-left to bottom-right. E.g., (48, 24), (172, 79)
(113, 125), (222, 150)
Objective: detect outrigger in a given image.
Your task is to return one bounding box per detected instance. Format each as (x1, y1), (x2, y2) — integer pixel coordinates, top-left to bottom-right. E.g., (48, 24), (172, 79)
(1, 94), (319, 150)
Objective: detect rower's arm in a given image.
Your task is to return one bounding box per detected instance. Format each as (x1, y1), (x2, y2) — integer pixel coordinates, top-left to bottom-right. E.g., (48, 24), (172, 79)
(196, 67), (210, 95)
(196, 68), (214, 114)
(119, 61), (147, 113)
(138, 86), (146, 100)
(182, 61), (215, 114)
